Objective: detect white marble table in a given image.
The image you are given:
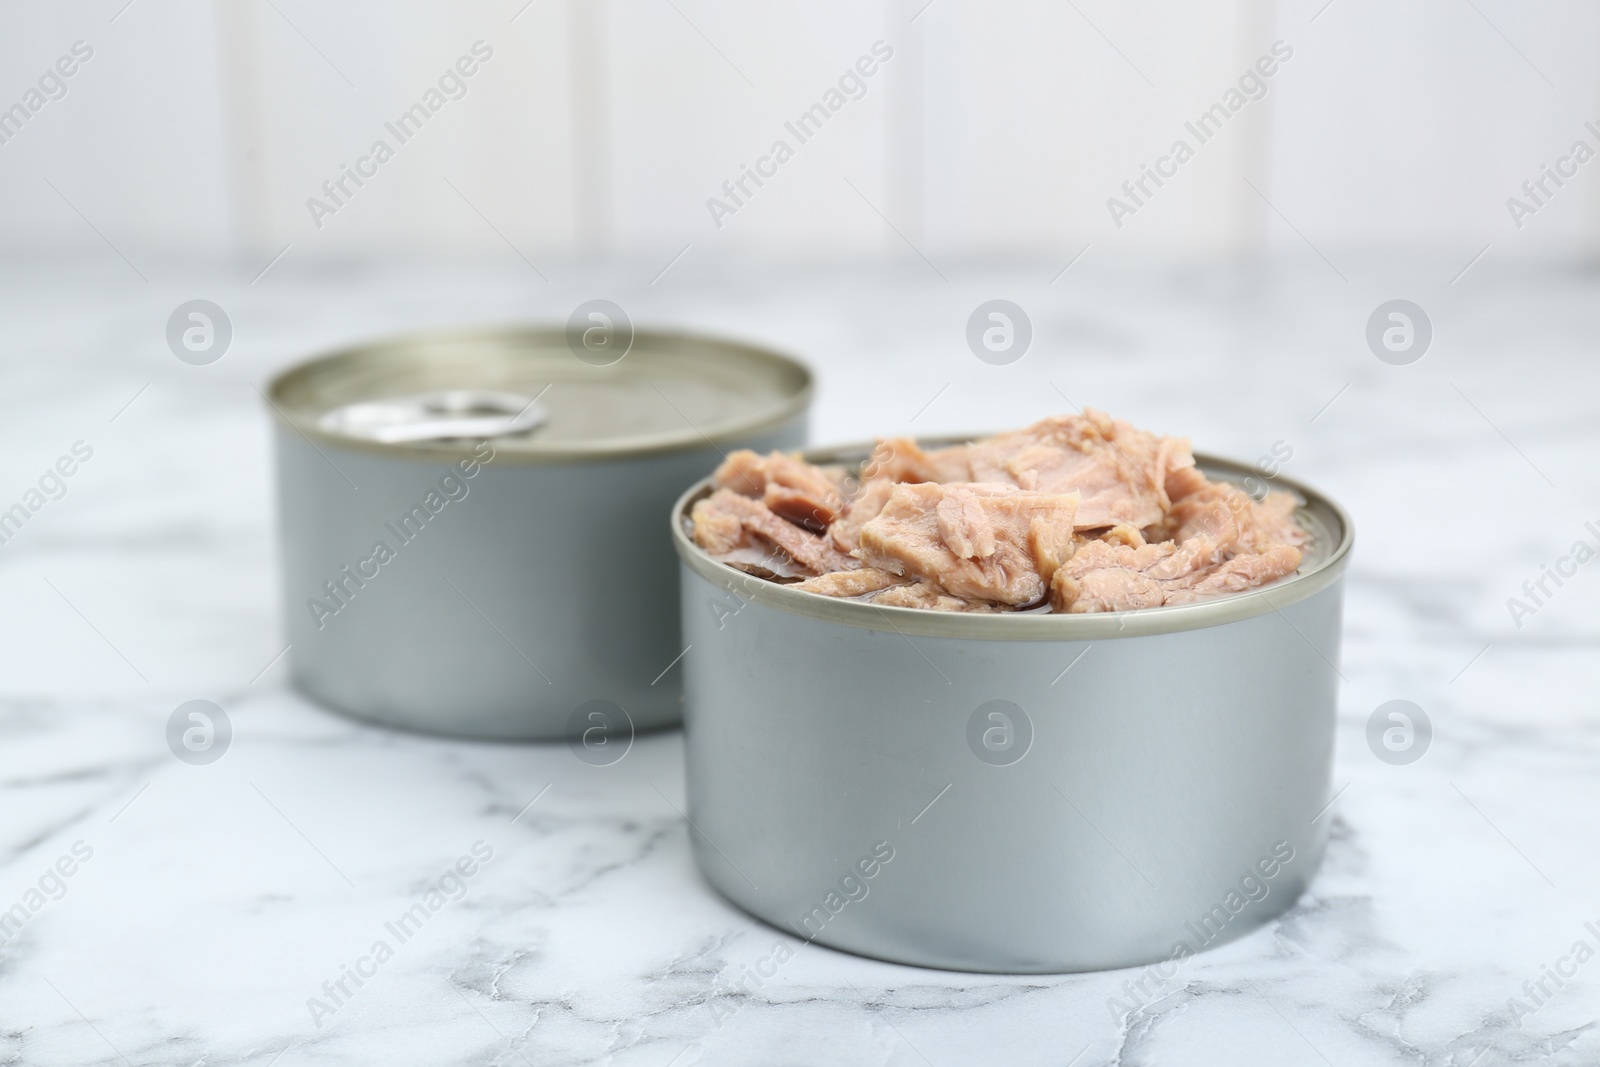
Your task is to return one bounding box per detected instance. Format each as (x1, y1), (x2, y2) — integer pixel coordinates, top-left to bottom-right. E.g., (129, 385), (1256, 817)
(1, 252), (1595, 1065)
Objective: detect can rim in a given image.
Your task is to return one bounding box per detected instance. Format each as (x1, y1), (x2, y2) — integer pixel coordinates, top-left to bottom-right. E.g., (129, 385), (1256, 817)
(670, 440), (1354, 641)
(264, 324), (813, 463)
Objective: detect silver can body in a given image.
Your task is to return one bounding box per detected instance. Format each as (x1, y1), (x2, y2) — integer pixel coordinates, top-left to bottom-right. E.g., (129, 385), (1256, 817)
(278, 423), (802, 739)
(674, 450), (1352, 973)
(270, 327), (810, 740)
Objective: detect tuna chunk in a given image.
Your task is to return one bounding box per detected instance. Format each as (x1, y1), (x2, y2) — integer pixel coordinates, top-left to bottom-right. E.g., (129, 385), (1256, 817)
(691, 496), (748, 556)
(1165, 464), (1209, 503)
(963, 410), (1196, 529)
(793, 567), (907, 598)
(1163, 544), (1303, 604)
(1053, 566), (1165, 613)
(692, 489), (857, 576)
(868, 412), (1197, 531)
(1051, 539), (1207, 613)
(713, 450), (846, 532)
(829, 478), (896, 554)
(711, 450), (770, 497)
(857, 483), (1079, 606)
(864, 437), (974, 484)
(870, 581), (1003, 612)
(1162, 483), (1309, 554)
(1251, 491), (1308, 548)
(1051, 535), (1302, 613)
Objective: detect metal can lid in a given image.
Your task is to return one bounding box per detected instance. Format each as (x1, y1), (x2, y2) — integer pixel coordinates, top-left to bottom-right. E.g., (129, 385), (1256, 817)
(267, 326), (811, 462)
(317, 389), (551, 443)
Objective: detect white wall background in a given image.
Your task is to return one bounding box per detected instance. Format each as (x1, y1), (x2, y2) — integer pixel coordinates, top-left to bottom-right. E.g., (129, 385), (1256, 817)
(0, 0), (1597, 267)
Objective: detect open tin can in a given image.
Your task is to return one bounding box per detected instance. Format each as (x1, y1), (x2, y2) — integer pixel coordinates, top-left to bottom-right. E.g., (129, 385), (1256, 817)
(672, 443), (1353, 973)
(268, 326), (810, 740)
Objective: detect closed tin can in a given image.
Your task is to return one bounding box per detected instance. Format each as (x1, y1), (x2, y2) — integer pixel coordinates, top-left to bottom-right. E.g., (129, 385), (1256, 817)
(268, 326), (810, 740)
(672, 444), (1352, 973)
